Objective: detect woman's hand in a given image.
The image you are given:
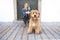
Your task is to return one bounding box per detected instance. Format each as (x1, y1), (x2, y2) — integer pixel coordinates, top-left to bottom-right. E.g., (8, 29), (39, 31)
(26, 11), (31, 14)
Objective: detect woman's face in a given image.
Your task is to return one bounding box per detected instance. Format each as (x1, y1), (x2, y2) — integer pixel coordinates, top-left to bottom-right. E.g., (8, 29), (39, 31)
(24, 3), (29, 8)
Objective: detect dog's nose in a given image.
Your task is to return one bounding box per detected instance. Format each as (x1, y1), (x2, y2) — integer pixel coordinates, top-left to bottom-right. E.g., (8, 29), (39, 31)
(34, 15), (36, 17)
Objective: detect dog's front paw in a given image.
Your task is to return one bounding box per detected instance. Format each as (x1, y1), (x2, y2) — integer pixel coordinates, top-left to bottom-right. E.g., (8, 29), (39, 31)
(35, 32), (40, 34)
(27, 31), (31, 34)
(35, 31), (40, 34)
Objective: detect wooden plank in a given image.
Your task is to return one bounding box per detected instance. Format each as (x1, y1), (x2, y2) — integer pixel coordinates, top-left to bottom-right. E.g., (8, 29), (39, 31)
(45, 23), (60, 39)
(0, 22), (60, 40)
(41, 24), (50, 40)
(42, 23), (60, 39)
(0, 25), (12, 39)
(0, 22), (16, 32)
(41, 23), (55, 40)
(45, 22), (60, 28)
(0, 22), (7, 26)
(53, 22), (60, 27)
(35, 34), (42, 40)
(46, 22), (60, 31)
(0, 22), (3, 25)
(22, 26), (28, 40)
(13, 26), (22, 40)
(6, 24), (20, 40)
(13, 23), (22, 40)
(0, 25), (9, 32)
(40, 24), (50, 40)
(5, 23), (19, 40)
(40, 24), (49, 40)
(49, 23), (60, 32)
(0, 23), (13, 34)
(0, 23), (10, 31)
(0, 23), (5, 27)
(28, 34), (35, 40)
(13, 22), (24, 40)
(0, 23), (17, 40)
(20, 24), (25, 40)
(45, 22), (60, 29)
(14, 26), (23, 40)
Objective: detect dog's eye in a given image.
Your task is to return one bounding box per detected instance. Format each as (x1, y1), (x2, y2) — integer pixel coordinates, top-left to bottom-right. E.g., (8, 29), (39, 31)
(33, 13), (34, 14)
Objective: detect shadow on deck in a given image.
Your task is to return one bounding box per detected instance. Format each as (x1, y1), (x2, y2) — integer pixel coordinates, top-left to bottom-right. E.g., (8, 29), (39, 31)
(0, 22), (60, 40)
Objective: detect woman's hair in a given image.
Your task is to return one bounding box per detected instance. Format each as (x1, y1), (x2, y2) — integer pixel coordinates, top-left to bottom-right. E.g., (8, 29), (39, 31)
(24, 2), (30, 10)
(24, 2), (29, 4)
(24, 2), (29, 6)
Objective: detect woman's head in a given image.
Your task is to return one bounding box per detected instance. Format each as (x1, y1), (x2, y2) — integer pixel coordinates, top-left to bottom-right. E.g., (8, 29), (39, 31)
(24, 2), (29, 9)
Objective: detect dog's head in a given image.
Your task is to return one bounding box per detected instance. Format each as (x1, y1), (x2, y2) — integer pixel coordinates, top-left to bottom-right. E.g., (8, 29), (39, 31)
(30, 10), (40, 20)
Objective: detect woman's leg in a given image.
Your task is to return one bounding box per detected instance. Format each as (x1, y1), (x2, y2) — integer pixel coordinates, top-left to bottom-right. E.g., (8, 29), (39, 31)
(26, 14), (30, 23)
(23, 14), (30, 24)
(23, 15), (27, 24)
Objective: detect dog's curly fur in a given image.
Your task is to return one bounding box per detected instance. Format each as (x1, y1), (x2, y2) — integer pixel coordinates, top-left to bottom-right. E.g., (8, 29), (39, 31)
(27, 10), (41, 34)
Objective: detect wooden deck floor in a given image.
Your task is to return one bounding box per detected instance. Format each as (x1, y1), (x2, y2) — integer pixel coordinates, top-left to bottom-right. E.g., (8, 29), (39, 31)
(0, 22), (60, 40)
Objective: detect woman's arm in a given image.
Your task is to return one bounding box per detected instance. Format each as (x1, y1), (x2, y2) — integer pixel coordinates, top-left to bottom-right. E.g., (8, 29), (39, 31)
(22, 8), (27, 18)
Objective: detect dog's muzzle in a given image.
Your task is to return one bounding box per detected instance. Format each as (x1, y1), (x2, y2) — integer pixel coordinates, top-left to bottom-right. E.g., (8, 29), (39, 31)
(34, 15), (36, 17)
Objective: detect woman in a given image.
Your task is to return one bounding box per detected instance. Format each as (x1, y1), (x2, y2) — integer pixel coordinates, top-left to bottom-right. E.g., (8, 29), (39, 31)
(22, 2), (31, 25)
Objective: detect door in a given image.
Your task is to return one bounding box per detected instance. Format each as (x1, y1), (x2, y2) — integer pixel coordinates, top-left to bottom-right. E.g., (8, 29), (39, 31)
(17, 0), (38, 20)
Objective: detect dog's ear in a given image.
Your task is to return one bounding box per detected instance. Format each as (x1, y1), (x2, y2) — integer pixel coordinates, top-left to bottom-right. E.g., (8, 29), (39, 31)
(38, 11), (40, 17)
(29, 10), (34, 18)
(29, 11), (32, 18)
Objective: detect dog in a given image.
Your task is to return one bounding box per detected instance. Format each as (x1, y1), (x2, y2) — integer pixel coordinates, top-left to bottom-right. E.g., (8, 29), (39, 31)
(27, 10), (41, 34)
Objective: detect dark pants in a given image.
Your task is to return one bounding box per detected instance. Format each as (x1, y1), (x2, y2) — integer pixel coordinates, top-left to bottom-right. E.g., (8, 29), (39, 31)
(23, 14), (29, 24)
